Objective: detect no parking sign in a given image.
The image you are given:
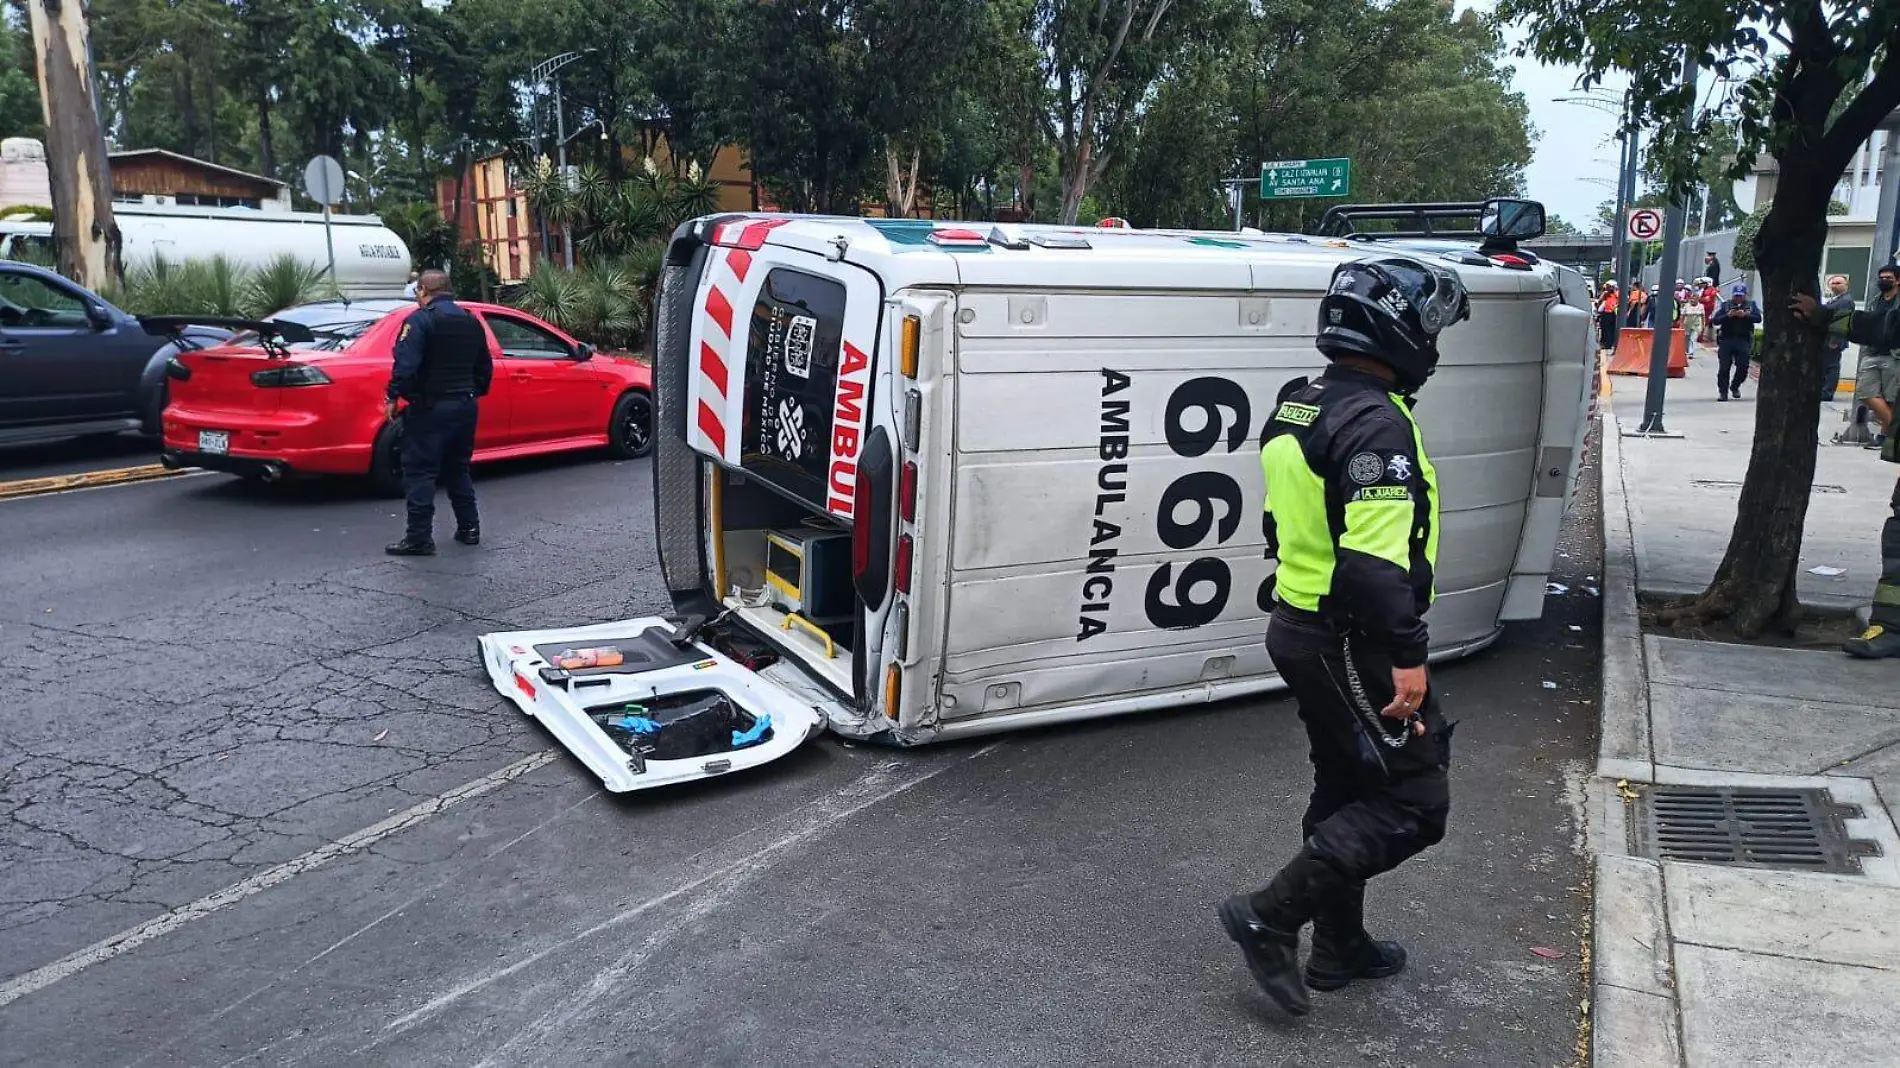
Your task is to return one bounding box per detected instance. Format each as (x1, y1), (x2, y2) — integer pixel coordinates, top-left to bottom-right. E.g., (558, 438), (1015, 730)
(1626, 208), (1663, 241)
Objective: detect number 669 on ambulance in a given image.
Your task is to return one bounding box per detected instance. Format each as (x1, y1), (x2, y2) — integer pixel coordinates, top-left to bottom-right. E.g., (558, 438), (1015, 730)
(479, 198), (1594, 792)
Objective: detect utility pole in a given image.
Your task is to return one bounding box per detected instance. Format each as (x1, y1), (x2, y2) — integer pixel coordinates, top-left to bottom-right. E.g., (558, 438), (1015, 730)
(27, 0), (120, 289)
(1637, 51), (1699, 436)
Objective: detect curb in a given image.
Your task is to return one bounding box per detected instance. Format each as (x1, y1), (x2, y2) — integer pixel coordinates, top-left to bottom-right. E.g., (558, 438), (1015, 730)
(1591, 396), (1686, 1067)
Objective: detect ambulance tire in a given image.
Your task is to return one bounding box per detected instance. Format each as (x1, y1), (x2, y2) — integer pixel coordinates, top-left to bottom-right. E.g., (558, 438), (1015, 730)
(608, 390), (654, 460)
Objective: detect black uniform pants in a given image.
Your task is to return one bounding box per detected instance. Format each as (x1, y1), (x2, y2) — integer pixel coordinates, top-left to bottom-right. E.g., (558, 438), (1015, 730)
(401, 395), (479, 540)
(1597, 311), (1619, 351)
(1266, 610), (1452, 883)
(1872, 476), (1900, 629)
(1716, 339), (1752, 396)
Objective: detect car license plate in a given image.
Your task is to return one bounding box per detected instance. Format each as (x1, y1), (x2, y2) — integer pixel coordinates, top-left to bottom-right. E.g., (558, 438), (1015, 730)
(198, 430), (230, 455)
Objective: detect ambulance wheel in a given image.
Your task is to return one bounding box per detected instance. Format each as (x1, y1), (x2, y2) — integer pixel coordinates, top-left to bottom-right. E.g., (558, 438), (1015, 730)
(368, 422), (404, 498)
(608, 390), (653, 460)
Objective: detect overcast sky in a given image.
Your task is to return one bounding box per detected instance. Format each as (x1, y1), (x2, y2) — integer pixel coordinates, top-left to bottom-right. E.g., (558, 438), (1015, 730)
(1485, 7), (1632, 232)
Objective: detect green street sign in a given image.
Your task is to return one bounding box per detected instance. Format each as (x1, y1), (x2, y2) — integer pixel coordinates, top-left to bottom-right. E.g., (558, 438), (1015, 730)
(1261, 158), (1352, 200)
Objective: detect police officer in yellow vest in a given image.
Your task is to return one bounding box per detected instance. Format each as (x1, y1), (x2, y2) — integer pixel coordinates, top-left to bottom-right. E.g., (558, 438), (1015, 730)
(1219, 256), (1469, 1016)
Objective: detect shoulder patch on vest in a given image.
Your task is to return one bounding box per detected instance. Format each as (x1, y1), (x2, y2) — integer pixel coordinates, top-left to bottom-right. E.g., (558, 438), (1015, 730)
(1347, 452), (1385, 485)
(1274, 402), (1320, 427)
(399, 323), (412, 341)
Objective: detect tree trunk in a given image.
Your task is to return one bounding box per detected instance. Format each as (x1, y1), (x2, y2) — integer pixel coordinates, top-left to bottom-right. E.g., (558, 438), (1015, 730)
(255, 85), (274, 177)
(885, 145), (921, 218)
(1672, 165), (1834, 637)
(1058, 130), (1094, 224)
(27, 0), (120, 289)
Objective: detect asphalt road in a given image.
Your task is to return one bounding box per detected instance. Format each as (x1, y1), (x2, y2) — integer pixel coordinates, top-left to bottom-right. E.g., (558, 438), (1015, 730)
(0, 441), (1602, 1068)
(0, 431), (160, 483)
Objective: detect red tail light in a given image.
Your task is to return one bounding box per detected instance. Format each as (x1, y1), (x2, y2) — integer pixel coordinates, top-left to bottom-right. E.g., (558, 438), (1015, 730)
(895, 534), (914, 594)
(899, 461), (917, 523)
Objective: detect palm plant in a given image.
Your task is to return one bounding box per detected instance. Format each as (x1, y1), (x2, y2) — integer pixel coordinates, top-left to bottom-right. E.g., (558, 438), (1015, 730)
(242, 254), (328, 318)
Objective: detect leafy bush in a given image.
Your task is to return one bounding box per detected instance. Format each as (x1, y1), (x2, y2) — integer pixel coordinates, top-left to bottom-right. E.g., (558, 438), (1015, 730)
(513, 246), (662, 352)
(1733, 206), (1767, 271)
(520, 156), (720, 261)
(111, 253), (329, 318)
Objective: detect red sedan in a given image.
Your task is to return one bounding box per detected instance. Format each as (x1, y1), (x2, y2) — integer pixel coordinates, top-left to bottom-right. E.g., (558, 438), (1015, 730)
(159, 300), (652, 493)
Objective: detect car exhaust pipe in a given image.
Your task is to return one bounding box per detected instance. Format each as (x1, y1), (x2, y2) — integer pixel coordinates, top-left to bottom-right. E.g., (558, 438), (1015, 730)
(259, 464), (285, 483)
(158, 452), (183, 470)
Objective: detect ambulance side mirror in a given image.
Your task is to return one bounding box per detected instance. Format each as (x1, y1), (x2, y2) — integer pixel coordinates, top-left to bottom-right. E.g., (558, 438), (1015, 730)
(1480, 198), (1546, 241)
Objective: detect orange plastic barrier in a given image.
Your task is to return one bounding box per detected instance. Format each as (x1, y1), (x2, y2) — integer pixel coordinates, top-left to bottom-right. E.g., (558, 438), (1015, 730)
(1607, 327), (1688, 378)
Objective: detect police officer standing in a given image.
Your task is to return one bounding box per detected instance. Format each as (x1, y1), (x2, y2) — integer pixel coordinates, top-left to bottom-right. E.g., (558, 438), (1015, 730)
(384, 269), (492, 556)
(1219, 256), (1469, 1016)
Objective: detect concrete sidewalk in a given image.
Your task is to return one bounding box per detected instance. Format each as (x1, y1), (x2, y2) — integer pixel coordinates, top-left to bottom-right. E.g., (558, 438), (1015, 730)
(1591, 356), (1900, 1067)
(1612, 356), (1895, 610)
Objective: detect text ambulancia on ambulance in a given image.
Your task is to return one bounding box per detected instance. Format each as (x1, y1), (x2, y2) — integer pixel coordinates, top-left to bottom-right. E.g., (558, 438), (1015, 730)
(479, 199), (1594, 792)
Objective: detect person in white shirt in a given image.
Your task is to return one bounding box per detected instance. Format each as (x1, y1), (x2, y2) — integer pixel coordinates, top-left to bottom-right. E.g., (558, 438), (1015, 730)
(402, 271), (420, 300)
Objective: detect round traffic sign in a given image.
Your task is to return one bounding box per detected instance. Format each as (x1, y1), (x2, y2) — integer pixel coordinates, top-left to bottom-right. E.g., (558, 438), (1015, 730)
(1627, 208), (1663, 241)
(303, 155), (346, 207)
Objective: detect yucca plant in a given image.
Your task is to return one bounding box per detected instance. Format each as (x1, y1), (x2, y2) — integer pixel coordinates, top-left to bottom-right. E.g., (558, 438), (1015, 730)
(242, 254), (328, 318)
(674, 160), (723, 221)
(160, 255), (248, 316)
(117, 254), (204, 316)
(573, 259), (647, 351)
(622, 241), (666, 300)
(515, 258), (584, 335)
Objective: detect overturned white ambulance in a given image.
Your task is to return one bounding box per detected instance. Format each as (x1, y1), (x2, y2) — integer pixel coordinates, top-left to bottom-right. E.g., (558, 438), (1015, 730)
(480, 199), (1594, 791)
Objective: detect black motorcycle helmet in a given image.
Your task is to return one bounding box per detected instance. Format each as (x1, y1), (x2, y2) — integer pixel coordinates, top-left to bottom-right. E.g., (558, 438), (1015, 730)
(1316, 256), (1472, 391)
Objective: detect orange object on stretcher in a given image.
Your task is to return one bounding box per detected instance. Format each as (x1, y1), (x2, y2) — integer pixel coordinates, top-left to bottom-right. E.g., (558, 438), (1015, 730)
(555, 646), (625, 669)
(1607, 327), (1688, 378)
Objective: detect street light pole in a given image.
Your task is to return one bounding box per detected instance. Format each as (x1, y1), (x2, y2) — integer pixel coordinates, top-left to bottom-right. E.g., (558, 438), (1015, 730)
(1615, 93), (1641, 298)
(527, 50), (592, 271)
(531, 85), (549, 259)
(554, 72), (573, 270)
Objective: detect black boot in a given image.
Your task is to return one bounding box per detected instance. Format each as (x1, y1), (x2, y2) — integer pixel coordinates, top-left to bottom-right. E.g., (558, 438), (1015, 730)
(453, 525), (480, 546)
(1305, 879), (1407, 991)
(1218, 848), (1342, 1015)
(385, 536), (436, 556)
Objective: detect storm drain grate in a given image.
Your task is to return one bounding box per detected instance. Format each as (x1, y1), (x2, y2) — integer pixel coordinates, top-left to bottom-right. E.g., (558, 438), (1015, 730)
(1635, 786), (1880, 874)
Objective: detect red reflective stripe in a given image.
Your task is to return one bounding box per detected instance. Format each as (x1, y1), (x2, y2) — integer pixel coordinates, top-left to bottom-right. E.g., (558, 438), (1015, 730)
(705, 286), (734, 337)
(735, 218), (789, 250)
(699, 340), (728, 396)
(726, 248), (752, 283)
(697, 400), (727, 452)
(512, 671), (536, 699)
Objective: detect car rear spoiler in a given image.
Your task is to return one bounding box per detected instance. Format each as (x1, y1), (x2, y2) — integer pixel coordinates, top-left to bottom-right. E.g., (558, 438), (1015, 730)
(139, 315), (316, 357)
(1315, 197), (1547, 254)
(139, 316), (317, 343)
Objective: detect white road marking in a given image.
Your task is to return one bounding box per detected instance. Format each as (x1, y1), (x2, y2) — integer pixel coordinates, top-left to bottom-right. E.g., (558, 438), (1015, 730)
(382, 742), (1004, 1039)
(0, 751), (557, 1010)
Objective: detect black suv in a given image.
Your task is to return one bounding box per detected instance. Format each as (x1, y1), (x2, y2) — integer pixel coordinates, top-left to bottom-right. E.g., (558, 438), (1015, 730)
(0, 261), (222, 446)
